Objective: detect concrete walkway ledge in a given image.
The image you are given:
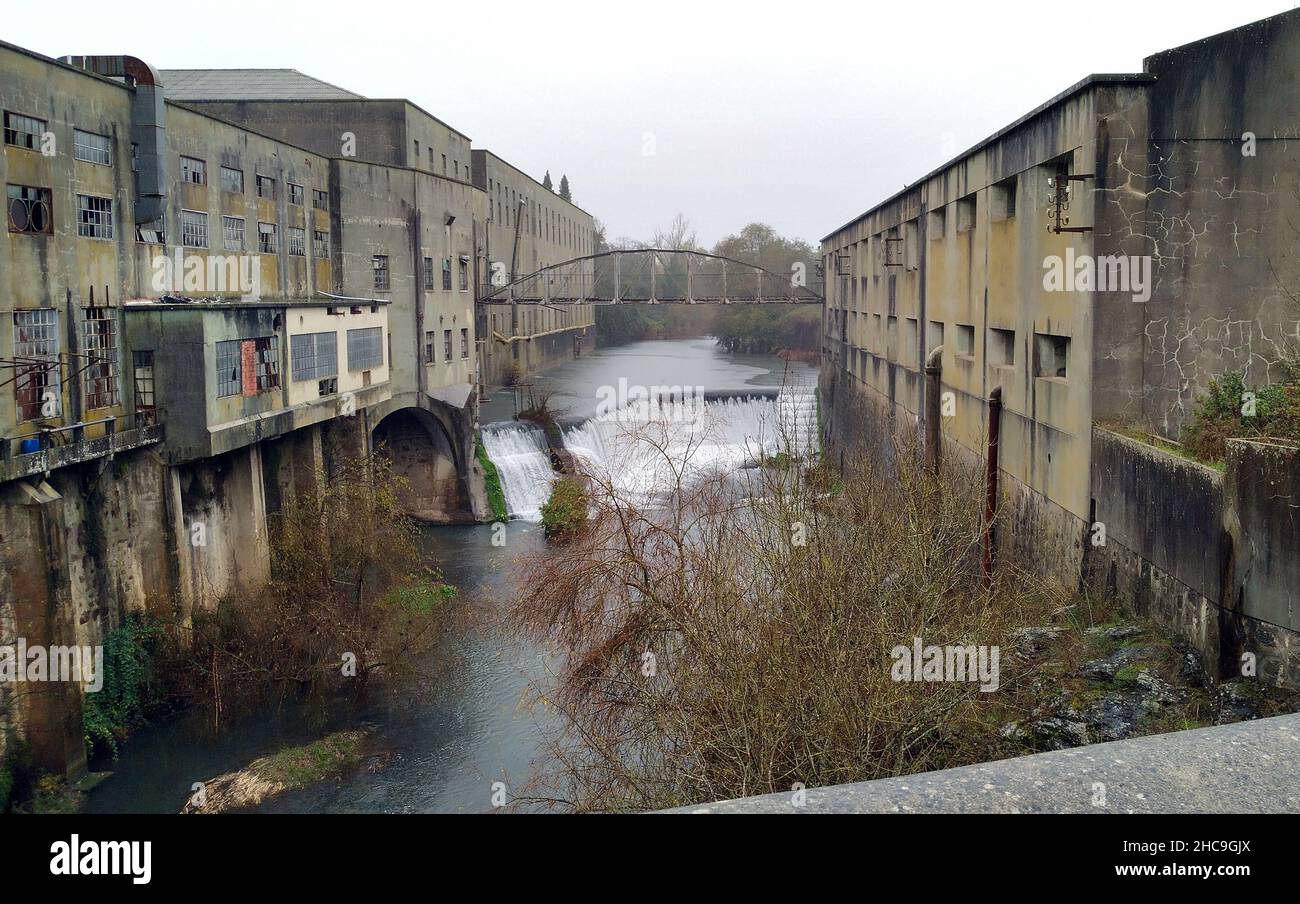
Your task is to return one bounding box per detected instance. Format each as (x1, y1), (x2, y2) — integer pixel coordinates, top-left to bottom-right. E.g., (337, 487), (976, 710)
(665, 713), (1300, 813)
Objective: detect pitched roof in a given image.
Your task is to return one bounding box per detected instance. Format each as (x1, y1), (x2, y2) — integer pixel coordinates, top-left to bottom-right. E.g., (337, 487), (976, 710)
(160, 68), (363, 100)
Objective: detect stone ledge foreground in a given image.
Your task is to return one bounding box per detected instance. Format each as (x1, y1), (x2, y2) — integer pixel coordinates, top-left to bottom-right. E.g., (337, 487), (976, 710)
(666, 713), (1300, 813)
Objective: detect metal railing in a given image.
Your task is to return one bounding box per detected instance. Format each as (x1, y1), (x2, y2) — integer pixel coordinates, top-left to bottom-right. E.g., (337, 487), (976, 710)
(0, 409), (163, 481)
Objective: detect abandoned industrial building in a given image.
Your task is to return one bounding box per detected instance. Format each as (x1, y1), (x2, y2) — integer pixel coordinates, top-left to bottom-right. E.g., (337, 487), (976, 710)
(0, 42), (598, 777)
(820, 11), (1300, 692)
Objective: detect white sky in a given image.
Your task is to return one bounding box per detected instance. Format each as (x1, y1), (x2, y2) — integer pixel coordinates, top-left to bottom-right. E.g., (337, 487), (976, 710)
(5, 0), (1297, 246)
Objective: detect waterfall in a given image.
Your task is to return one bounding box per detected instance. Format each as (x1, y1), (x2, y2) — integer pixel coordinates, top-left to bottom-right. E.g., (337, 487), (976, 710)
(480, 422), (556, 521)
(483, 388), (818, 522)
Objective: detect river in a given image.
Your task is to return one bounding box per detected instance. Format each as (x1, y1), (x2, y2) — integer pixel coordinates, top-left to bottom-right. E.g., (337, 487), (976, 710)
(83, 338), (817, 813)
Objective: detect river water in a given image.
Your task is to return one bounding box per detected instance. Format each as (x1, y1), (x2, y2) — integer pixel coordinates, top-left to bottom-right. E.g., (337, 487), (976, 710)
(84, 338), (817, 813)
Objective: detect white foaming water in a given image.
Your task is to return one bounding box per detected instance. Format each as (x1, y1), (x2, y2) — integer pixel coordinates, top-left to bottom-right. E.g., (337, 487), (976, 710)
(480, 422), (556, 521)
(486, 388), (817, 521)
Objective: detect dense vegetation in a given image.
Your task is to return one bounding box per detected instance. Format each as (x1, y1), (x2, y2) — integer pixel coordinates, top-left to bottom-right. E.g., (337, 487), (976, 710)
(540, 477), (588, 540)
(1182, 363), (1300, 464)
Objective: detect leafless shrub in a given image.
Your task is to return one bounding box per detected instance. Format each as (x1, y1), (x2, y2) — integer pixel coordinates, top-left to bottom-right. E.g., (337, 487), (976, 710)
(508, 397), (1064, 811)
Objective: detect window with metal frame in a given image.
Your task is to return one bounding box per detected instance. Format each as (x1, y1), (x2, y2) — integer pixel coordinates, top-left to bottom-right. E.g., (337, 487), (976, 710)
(443, 329), (452, 362)
(215, 339), (241, 398)
(7, 184), (52, 234)
(3, 111), (46, 150)
(220, 166), (244, 194)
(459, 257), (469, 291)
(13, 309), (61, 421)
(312, 189), (328, 210)
(347, 327), (383, 371)
(291, 331), (338, 382)
(255, 174), (276, 199)
(133, 350), (155, 415)
(257, 221), (277, 253)
(223, 216), (245, 251)
(442, 258), (452, 290)
(81, 307), (120, 409)
(253, 336), (280, 391)
(180, 156), (206, 185)
(74, 129), (112, 165)
(287, 227), (306, 257)
(287, 182), (304, 206)
(460, 328), (469, 359)
(372, 255), (389, 290)
(77, 195), (114, 239)
(181, 209), (208, 248)
(313, 230), (329, 258)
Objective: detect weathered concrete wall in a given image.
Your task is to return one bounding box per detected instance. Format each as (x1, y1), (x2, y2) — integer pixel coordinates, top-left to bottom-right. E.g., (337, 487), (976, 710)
(1223, 439), (1300, 686)
(0, 445), (174, 779)
(1084, 428), (1224, 662)
(1082, 428), (1299, 685)
(820, 365), (1087, 592)
(478, 321), (594, 388)
(1093, 11), (1300, 437)
(0, 414), (383, 778)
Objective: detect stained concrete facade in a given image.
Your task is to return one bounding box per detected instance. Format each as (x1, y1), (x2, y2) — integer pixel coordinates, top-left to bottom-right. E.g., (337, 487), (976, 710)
(473, 150), (596, 386)
(2, 42), (580, 777)
(820, 10), (1300, 686)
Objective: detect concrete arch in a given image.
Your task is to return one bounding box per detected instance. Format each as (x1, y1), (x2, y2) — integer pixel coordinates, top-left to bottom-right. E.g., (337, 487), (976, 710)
(371, 405), (470, 522)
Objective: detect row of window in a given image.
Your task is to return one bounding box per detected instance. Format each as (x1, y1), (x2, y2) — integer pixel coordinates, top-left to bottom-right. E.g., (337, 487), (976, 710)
(413, 141), (467, 182)
(4, 112), (332, 220)
(4, 110), (112, 166)
(486, 177), (592, 255)
(423, 328), (471, 365)
(178, 210), (327, 257)
(10, 308), (120, 421)
(414, 255), (469, 292)
(836, 314), (1070, 380)
(185, 158), (324, 210)
(6, 184), (115, 239)
(215, 327), (385, 399)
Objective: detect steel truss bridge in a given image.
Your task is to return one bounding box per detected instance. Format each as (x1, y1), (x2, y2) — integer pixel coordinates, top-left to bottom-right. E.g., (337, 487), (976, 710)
(478, 248), (824, 306)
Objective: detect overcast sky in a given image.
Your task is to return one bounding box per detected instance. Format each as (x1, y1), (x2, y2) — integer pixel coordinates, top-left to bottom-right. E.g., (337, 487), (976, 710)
(6, 0), (1297, 247)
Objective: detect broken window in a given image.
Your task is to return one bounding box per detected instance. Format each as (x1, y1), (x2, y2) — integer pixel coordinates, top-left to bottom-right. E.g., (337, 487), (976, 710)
(13, 309), (61, 421)
(180, 156), (206, 185)
(77, 195), (114, 239)
(81, 307), (120, 410)
(3, 111), (46, 150)
(6, 184), (52, 234)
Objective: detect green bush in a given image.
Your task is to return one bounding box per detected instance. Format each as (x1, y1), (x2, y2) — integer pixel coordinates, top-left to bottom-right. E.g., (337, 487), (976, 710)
(83, 614), (160, 761)
(1183, 364), (1300, 463)
(540, 477), (588, 540)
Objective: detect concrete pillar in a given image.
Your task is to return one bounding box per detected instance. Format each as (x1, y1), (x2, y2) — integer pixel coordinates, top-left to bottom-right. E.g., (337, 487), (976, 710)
(8, 480), (87, 779)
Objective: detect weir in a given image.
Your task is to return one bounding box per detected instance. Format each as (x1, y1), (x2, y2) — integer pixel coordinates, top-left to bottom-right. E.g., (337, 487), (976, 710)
(483, 388), (819, 521)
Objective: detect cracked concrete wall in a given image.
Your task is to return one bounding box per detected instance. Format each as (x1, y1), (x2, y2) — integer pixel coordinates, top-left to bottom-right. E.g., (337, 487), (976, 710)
(1094, 10), (1300, 438)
